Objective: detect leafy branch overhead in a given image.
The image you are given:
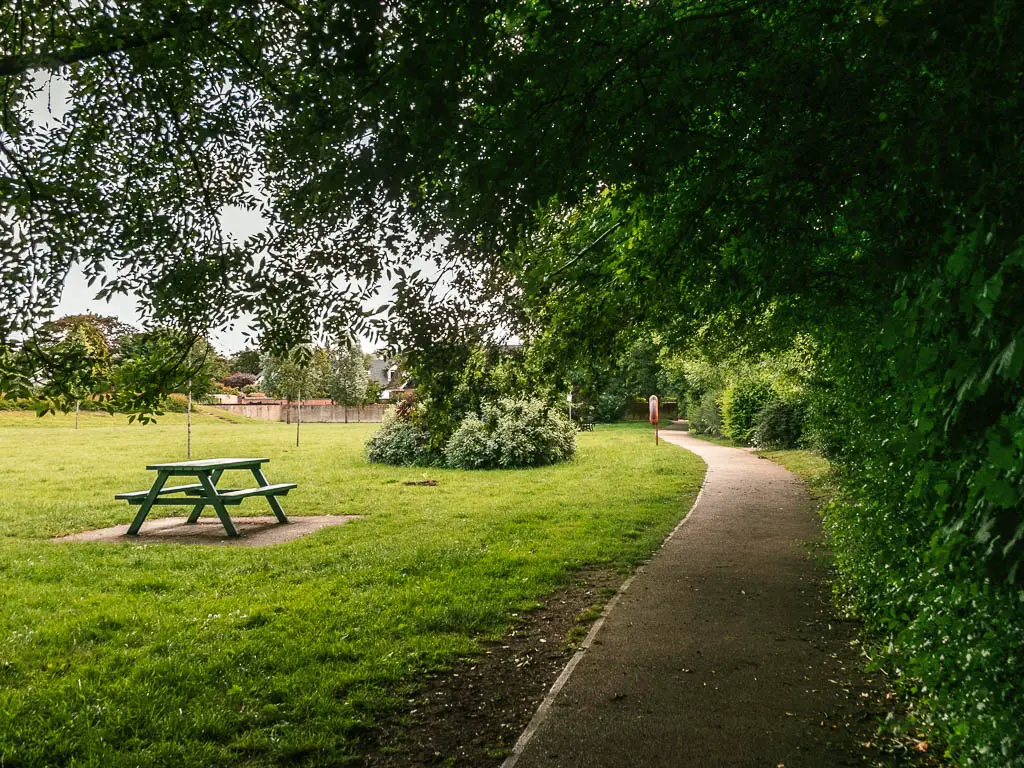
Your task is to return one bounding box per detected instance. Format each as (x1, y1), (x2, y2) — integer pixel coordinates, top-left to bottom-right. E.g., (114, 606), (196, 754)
(0, 9), (220, 77)
(2, 0), (856, 348)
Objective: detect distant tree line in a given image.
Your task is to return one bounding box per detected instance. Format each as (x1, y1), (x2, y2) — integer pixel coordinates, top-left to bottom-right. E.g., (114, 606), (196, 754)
(258, 340), (372, 406)
(1, 315), (380, 422)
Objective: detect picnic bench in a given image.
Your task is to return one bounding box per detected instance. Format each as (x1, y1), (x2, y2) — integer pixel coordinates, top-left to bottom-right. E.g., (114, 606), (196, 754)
(116, 458), (296, 538)
(578, 422), (595, 432)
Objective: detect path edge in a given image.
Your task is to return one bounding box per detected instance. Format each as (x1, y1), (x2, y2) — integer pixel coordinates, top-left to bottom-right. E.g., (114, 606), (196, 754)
(500, 441), (708, 768)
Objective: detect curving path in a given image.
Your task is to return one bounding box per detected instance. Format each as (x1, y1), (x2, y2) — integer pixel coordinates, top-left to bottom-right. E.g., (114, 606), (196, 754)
(504, 430), (867, 768)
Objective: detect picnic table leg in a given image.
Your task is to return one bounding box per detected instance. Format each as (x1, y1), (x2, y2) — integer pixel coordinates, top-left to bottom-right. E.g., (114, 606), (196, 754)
(186, 469), (224, 523)
(126, 470), (169, 535)
(251, 467), (289, 523)
(197, 470), (239, 537)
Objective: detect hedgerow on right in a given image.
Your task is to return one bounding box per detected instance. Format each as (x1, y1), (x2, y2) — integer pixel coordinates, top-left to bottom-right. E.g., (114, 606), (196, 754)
(811, 250), (1024, 766)
(675, 281), (1024, 765)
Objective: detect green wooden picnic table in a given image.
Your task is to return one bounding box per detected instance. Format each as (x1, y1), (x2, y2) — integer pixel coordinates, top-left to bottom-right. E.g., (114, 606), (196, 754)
(116, 457), (296, 537)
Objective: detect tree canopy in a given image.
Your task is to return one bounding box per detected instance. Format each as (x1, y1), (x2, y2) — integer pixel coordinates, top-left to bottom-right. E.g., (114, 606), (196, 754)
(326, 338), (370, 406)
(260, 345), (331, 401)
(3, 2), (1018, 348)
(2, 2), (1017, 354)
(226, 348), (263, 376)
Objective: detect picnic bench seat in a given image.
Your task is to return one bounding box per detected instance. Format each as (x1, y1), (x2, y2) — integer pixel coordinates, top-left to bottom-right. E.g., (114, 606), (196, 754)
(218, 483), (296, 500)
(578, 422), (595, 432)
(117, 483), (297, 506)
(117, 457), (294, 537)
(115, 483), (203, 502)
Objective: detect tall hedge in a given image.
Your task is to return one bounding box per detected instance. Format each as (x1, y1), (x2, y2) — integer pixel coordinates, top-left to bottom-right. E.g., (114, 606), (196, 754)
(815, 251), (1024, 766)
(720, 377), (772, 445)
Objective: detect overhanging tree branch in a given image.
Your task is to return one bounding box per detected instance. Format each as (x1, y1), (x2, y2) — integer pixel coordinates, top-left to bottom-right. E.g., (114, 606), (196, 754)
(550, 218), (627, 277)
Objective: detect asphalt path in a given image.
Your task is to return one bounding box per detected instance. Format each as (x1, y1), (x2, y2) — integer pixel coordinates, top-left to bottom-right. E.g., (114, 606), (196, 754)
(505, 431), (867, 768)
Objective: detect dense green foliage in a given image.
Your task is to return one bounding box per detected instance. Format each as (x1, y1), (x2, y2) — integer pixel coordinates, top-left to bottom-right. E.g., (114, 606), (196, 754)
(8, 321), (228, 423)
(226, 349), (262, 376)
(32, 318), (112, 418)
(688, 390), (722, 438)
(0, 413), (704, 766)
(400, 341), (555, 452)
(815, 322), (1024, 765)
(401, 332), (680, 432)
(720, 377), (771, 446)
(326, 340), (370, 407)
(366, 396), (576, 471)
(261, 341), (374, 405)
(260, 347), (332, 402)
(564, 333), (687, 423)
(112, 332), (224, 421)
(364, 418), (429, 467)
(751, 399), (806, 451)
(444, 399), (576, 470)
(669, 344), (811, 450)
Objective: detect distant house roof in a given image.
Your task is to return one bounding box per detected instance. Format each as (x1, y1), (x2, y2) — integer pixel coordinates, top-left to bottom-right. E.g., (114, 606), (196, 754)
(368, 358), (391, 387)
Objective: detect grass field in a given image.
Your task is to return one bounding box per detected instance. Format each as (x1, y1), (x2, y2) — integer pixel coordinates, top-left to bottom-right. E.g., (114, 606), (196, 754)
(0, 411), (704, 767)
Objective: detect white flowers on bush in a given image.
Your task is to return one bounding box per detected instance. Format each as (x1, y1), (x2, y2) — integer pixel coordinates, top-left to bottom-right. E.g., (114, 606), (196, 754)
(444, 398), (576, 469)
(365, 398), (577, 469)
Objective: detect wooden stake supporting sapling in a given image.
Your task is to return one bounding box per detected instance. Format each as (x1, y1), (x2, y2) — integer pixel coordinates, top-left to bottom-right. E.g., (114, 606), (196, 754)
(187, 378), (192, 459)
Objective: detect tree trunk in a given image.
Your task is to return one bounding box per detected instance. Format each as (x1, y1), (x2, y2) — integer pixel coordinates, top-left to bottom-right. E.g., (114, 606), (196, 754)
(296, 389), (301, 447)
(75, 400), (80, 429)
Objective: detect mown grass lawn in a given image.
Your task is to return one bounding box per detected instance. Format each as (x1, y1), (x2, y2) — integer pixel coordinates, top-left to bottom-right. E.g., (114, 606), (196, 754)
(0, 411), (704, 767)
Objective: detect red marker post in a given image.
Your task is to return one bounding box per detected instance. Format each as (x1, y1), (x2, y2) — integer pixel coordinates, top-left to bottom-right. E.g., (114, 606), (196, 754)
(649, 395), (659, 445)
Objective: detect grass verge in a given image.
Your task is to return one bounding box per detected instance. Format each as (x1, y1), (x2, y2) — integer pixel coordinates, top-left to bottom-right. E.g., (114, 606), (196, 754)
(756, 448), (835, 502)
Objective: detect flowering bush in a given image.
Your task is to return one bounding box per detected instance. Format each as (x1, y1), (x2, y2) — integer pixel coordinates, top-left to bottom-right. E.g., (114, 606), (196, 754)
(443, 415), (492, 469)
(445, 398), (576, 469)
(223, 372), (258, 389)
(365, 399), (433, 465)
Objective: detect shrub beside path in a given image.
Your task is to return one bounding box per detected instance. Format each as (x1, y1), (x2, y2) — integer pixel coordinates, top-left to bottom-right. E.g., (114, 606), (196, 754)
(505, 430), (879, 767)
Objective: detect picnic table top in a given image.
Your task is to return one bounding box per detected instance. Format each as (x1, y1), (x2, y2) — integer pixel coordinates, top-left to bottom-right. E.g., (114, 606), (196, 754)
(146, 457), (270, 472)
